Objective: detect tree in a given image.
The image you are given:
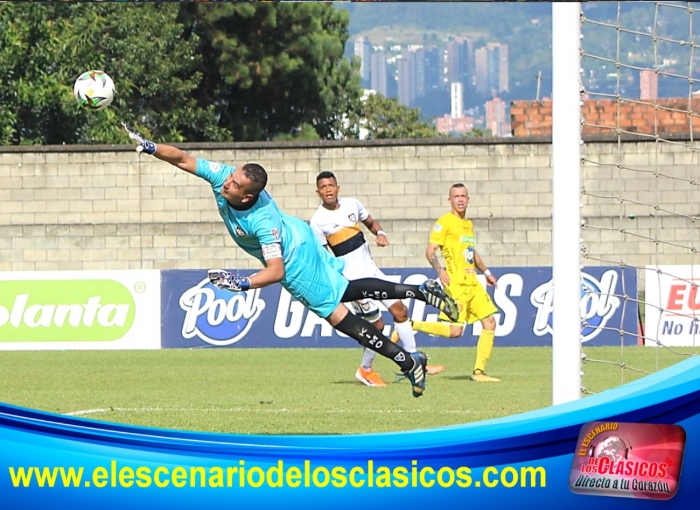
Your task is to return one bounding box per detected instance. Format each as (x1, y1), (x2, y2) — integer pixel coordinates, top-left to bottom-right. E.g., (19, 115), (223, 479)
(348, 93), (440, 140)
(463, 127), (493, 138)
(0, 2), (228, 145)
(184, 2), (362, 141)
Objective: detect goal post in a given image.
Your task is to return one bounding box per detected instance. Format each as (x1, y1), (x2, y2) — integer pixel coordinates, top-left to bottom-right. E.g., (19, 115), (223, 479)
(551, 2), (583, 405)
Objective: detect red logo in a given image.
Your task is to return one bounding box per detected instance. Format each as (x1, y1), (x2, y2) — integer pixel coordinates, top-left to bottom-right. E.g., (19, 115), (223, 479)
(569, 421), (685, 500)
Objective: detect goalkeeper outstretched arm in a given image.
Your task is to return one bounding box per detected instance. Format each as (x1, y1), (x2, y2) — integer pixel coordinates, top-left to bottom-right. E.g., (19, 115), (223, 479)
(149, 144), (197, 174)
(123, 124), (197, 174)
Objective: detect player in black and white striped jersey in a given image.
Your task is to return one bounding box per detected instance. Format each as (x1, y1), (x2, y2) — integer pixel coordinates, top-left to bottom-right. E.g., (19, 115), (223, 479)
(309, 171), (445, 387)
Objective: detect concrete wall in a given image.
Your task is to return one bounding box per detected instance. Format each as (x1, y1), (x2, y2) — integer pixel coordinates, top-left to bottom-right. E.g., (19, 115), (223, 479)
(1, 138), (698, 284)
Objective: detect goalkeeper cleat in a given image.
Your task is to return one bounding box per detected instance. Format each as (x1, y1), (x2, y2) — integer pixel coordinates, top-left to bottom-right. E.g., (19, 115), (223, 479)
(470, 370), (501, 382)
(402, 351), (428, 398)
(355, 366), (387, 387)
(418, 279), (460, 322)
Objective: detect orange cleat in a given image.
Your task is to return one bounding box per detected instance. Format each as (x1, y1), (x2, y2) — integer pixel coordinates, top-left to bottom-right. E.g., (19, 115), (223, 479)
(355, 366), (387, 387)
(426, 364), (445, 375)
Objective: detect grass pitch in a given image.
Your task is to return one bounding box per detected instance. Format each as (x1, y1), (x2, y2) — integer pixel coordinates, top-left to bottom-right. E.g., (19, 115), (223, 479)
(0, 347), (692, 435)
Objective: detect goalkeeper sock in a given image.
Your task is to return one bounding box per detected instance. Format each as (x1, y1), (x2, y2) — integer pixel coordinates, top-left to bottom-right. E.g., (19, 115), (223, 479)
(474, 329), (496, 373)
(393, 320), (417, 353)
(412, 321), (452, 338)
(334, 313), (413, 372)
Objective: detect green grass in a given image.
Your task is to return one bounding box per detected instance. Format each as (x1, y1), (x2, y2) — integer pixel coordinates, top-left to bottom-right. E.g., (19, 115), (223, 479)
(0, 347), (693, 436)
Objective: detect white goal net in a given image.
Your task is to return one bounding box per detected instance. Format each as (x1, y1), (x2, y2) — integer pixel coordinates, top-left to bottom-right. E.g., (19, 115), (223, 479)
(577, 1), (699, 396)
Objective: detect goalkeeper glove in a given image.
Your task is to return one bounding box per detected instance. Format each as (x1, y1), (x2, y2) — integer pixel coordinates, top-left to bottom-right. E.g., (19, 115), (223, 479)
(122, 123), (157, 155)
(207, 269), (251, 292)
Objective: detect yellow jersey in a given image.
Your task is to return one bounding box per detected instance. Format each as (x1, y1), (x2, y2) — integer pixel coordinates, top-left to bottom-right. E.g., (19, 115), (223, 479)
(428, 212), (478, 286)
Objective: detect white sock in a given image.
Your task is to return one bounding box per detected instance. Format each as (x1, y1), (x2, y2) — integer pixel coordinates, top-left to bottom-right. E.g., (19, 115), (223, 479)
(361, 348), (376, 369)
(394, 320), (417, 353)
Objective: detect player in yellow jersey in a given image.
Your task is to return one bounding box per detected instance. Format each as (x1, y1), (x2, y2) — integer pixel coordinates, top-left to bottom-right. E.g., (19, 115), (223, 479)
(392, 183), (500, 382)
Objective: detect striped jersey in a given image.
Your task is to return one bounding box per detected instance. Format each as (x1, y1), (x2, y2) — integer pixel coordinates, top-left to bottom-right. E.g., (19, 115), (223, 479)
(309, 197), (378, 280)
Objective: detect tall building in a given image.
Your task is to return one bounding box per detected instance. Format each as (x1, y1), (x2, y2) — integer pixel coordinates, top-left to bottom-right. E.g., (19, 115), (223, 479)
(446, 39), (462, 86)
(397, 54), (414, 106)
(446, 37), (474, 93)
(475, 43), (509, 96)
(475, 47), (489, 95)
(413, 47), (426, 99)
(354, 37), (372, 86)
(640, 69), (658, 100)
(423, 46), (442, 93)
(486, 97), (509, 137)
(397, 47), (428, 106)
(451, 82), (464, 119)
(488, 42), (509, 94)
(370, 52), (388, 97)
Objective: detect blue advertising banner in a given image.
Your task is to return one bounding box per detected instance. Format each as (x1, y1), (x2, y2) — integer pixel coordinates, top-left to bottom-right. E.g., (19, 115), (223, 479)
(160, 267), (637, 349)
(1, 357), (698, 509)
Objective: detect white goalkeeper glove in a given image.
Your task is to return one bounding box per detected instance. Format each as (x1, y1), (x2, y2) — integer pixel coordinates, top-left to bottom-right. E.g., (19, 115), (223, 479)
(207, 269), (251, 292)
(122, 123), (157, 155)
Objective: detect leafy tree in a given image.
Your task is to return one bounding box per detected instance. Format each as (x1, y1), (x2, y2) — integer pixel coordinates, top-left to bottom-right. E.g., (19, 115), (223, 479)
(348, 93), (440, 140)
(184, 1), (362, 141)
(271, 123), (321, 142)
(463, 127), (493, 138)
(0, 2), (227, 145)
(0, 2), (361, 144)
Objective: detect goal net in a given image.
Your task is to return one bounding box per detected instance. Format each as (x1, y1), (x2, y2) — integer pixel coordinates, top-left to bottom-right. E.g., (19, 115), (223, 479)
(577, 1), (699, 396)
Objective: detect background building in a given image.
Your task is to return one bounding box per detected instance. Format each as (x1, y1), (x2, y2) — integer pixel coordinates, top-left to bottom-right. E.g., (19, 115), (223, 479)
(640, 69), (658, 100)
(370, 51), (388, 97)
(354, 37), (372, 87)
(451, 82), (464, 119)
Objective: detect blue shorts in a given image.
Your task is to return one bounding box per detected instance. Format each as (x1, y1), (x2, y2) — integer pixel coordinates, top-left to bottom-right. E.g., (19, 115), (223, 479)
(281, 217), (349, 319)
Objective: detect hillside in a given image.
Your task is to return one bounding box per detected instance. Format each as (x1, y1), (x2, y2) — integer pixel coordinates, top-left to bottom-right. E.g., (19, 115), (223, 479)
(338, 1), (697, 102)
(339, 1), (554, 100)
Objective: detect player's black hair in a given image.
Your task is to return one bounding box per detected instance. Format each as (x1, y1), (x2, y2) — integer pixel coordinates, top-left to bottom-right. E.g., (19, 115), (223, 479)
(241, 163), (268, 196)
(316, 171), (337, 183)
(450, 183), (467, 191)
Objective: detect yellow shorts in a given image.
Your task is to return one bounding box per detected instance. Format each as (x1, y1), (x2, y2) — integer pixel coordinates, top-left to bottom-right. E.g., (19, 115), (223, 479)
(438, 283), (498, 325)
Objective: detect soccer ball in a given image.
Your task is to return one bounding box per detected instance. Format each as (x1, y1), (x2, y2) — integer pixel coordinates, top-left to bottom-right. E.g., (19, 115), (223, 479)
(73, 70), (115, 111)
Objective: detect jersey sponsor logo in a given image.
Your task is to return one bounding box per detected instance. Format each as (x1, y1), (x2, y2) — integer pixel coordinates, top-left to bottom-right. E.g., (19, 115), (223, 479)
(209, 162), (223, 173)
(464, 246), (475, 264)
(530, 270), (621, 343)
(179, 278), (265, 346)
(234, 226), (247, 238)
(460, 235), (475, 243)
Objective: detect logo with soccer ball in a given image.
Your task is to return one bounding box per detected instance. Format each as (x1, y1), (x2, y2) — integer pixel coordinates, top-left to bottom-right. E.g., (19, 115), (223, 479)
(590, 436), (631, 461)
